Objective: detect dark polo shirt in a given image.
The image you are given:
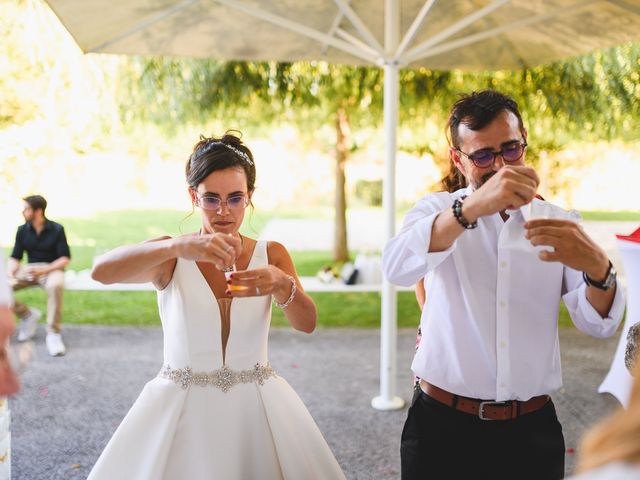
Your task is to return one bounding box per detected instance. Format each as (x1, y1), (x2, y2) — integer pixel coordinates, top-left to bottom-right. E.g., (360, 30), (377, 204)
(11, 220), (71, 264)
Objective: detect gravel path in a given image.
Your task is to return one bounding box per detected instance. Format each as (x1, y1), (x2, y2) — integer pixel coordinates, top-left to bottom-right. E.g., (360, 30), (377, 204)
(10, 325), (621, 479)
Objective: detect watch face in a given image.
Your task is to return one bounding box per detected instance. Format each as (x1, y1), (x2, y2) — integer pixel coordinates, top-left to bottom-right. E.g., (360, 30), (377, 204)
(604, 265), (617, 288)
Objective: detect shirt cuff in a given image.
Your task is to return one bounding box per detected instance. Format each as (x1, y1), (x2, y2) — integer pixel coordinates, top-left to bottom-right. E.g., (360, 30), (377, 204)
(564, 282), (625, 338)
(406, 213), (456, 272)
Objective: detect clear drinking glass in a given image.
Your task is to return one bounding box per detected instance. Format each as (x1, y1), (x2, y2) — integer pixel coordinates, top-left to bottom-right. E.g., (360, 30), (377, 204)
(223, 264), (247, 291)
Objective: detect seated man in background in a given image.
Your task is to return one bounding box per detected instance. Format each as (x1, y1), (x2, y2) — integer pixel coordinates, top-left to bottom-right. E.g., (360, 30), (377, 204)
(8, 195), (70, 356)
(0, 250), (19, 479)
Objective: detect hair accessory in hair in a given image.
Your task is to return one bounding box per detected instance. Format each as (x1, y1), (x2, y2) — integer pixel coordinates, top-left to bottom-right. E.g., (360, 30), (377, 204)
(192, 141), (254, 166)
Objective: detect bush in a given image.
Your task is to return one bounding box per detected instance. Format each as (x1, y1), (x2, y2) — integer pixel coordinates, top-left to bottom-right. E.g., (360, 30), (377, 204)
(354, 179), (382, 206)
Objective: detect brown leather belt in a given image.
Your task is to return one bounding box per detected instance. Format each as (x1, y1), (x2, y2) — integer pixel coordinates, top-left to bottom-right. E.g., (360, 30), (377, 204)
(420, 381), (549, 421)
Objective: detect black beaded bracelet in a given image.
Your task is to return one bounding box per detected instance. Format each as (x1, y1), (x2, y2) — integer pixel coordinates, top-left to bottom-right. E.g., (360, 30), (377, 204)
(452, 196), (477, 229)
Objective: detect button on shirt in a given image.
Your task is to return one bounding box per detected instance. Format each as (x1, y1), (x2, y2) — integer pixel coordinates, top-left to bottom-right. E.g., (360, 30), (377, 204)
(11, 220), (71, 264)
(382, 187), (625, 402)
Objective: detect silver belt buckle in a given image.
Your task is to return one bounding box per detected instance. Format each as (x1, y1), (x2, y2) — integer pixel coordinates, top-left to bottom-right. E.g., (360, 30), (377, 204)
(478, 400), (508, 420)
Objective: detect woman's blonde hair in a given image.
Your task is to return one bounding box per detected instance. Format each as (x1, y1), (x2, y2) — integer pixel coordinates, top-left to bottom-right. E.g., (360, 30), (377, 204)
(576, 360), (640, 472)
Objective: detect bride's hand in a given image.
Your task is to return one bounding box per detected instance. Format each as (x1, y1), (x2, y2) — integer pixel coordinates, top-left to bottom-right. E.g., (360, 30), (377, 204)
(174, 233), (242, 270)
(225, 265), (293, 302)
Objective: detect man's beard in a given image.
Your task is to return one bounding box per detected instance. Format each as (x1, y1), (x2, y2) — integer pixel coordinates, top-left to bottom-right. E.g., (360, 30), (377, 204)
(472, 171), (496, 190)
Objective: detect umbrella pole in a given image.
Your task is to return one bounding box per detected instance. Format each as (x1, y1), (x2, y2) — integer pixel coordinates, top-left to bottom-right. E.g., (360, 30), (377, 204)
(372, 60), (404, 411)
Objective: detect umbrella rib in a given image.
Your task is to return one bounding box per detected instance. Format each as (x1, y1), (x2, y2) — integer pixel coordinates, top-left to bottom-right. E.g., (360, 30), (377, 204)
(321, 9), (347, 55)
(394, 0), (437, 60)
(321, 1), (377, 58)
(332, 0), (385, 55)
(401, 0), (511, 62)
(400, 0), (598, 65)
(607, 0), (640, 16)
(87, 0), (200, 52)
(336, 28), (380, 57)
(213, 0), (378, 64)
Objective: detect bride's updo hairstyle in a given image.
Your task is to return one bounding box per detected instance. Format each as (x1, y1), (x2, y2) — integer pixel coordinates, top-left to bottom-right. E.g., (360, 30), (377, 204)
(186, 131), (256, 192)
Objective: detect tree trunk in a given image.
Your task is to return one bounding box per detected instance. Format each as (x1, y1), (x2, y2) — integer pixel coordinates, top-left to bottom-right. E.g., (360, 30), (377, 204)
(333, 106), (350, 263)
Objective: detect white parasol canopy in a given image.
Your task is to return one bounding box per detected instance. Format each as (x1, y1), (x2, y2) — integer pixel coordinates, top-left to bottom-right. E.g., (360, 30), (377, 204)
(45, 0), (640, 410)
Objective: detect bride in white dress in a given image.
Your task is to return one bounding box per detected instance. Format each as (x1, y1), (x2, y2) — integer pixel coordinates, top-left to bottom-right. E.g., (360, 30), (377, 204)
(88, 132), (346, 480)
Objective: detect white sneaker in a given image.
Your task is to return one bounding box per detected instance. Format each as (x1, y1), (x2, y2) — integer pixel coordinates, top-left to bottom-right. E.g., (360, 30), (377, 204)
(17, 308), (41, 342)
(46, 332), (66, 356)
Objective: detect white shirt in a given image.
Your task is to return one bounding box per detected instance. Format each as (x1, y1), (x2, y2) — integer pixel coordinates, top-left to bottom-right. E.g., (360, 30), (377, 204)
(568, 462), (640, 480)
(382, 187), (625, 401)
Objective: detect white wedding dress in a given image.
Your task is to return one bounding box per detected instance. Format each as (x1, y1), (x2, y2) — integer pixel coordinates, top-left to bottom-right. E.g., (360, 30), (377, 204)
(88, 241), (346, 480)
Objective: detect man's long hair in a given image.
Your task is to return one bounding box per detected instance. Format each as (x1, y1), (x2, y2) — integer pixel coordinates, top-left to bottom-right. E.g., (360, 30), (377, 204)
(439, 162), (467, 193)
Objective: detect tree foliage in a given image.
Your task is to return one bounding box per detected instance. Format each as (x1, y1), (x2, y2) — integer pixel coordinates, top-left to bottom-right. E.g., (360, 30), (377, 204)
(118, 42), (640, 147)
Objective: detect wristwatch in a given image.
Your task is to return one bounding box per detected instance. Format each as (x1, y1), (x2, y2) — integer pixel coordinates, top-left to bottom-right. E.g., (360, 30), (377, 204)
(583, 261), (617, 291)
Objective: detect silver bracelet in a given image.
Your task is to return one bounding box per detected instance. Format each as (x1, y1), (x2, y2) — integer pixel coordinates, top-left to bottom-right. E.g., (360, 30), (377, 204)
(274, 275), (297, 309)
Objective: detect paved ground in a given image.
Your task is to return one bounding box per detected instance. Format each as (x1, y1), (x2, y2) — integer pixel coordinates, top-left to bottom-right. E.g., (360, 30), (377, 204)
(10, 324), (621, 480)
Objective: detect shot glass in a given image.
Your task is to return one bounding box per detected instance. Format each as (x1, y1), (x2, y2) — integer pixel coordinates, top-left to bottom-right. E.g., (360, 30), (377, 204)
(223, 265), (248, 291)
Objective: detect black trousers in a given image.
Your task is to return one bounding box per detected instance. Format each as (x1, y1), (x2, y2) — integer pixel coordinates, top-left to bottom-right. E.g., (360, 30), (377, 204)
(401, 387), (565, 480)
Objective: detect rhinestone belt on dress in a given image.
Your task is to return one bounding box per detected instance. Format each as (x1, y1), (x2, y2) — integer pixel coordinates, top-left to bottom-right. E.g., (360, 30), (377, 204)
(158, 363), (277, 393)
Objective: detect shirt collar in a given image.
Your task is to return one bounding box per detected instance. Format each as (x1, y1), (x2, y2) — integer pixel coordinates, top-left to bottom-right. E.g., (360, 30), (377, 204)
(26, 219), (51, 231)
(463, 184), (474, 196)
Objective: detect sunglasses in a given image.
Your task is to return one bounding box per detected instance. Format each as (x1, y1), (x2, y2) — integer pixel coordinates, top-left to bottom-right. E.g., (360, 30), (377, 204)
(457, 141), (527, 168)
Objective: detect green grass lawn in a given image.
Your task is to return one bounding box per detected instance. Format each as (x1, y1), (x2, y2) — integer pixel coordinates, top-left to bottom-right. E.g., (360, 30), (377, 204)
(8, 208), (628, 329)
(580, 210), (640, 221)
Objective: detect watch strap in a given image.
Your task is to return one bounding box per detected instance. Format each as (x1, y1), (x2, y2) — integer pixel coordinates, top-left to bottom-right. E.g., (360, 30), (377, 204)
(583, 261), (616, 291)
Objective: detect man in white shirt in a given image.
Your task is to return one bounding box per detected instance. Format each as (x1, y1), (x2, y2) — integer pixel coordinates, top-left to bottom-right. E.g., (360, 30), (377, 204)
(382, 90), (624, 480)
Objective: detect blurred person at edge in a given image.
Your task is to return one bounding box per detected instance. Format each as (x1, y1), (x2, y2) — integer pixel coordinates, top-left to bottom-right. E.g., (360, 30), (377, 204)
(8, 195), (70, 356)
(0, 250), (20, 479)
(570, 236), (640, 480)
(0, 251), (19, 393)
(382, 89), (625, 480)
(569, 359), (640, 479)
